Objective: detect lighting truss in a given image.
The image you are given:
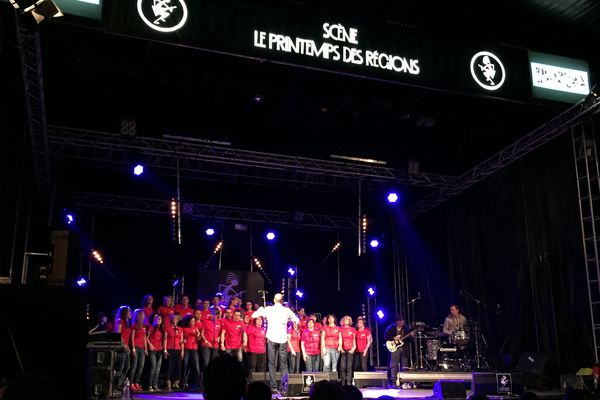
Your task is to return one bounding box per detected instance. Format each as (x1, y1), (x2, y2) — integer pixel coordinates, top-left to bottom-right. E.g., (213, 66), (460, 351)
(46, 125), (455, 192)
(69, 192), (357, 231)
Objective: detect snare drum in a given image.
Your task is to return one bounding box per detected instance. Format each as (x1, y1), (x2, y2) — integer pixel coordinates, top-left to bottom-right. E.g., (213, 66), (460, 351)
(450, 329), (469, 346)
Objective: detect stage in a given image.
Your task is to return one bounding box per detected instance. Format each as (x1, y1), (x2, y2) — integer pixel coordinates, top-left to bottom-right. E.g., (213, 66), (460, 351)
(128, 370), (565, 400)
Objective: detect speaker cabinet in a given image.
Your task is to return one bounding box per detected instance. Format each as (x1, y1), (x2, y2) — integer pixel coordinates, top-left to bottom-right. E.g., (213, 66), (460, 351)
(433, 380), (467, 399)
(472, 372), (524, 395)
(287, 372), (338, 396)
(354, 371), (388, 388)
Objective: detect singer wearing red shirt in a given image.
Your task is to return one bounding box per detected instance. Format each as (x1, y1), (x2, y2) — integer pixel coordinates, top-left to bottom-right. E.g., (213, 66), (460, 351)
(354, 317), (372, 372)
(221, 310), (246, 362)
(200, 307), (222, 369)
(301, 319), (321, 372)
(244, 317), (267, 372)
(287, 321), (302, 373)
(339, 315), (357, 386)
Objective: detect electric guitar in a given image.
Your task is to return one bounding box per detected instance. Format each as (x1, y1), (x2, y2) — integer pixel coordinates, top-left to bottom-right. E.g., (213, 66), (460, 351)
(385, 330), (416, 353)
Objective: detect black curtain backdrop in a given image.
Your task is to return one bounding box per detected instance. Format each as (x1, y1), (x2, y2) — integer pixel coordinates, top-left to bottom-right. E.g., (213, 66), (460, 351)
(403, 132), (591, 374)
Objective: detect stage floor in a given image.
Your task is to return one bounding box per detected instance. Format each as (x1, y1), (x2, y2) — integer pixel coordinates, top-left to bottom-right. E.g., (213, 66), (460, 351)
(132, 387), (564, 400)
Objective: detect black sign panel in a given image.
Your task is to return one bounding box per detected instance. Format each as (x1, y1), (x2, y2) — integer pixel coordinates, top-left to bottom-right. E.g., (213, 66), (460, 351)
(107, 0), (530, 100)
(197, 269), (264, 305)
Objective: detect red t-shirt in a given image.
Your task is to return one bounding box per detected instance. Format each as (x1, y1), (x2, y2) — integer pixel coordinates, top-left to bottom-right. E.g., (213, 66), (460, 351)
(223, 319), (245, 350)
(288, 328), (301, 353)
(200, 310), (212, 321)
(314, 322), (323, 331)
(143, 306), (154, 319)
(355, 328), (371, 352)
(183, 327), (199, 350)
(322, 325), (341, 349)
(195, 320), (204, 331)
(301, 329), (321, 355)
(175, 304), (194, 317)
(244, 310), (254, 321)
(246, 325), (266, 354)
(165, 325), (182, 350)
(132, 326), (147, 349)
(157, 306), (174, 327)
(340, 326), (356, 350)
(299, 316), (309, 331)
(117, 320), (131, 349)
(201, 319), (221, 348)
(148, 328), (164, 351)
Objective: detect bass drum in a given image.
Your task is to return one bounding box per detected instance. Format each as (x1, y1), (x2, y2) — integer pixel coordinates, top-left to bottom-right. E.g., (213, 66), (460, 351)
(436, 343), (463, 371)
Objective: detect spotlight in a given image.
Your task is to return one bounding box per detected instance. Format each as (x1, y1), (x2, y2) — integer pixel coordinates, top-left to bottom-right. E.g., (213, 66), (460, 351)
(172, 278), (180, 287)
(266, 231), (276, 241)
(91, 250), (104, 264)
(387, 192), (399, 203)
(370, 239), (380, 248)
(288, 266), (296, 276)
(76, 277), (87, 287)
(9, 0), (63, 24)
(376, 309), (385, 319)
(66, 214), (74, 225)
(133, 164), (144, 176)
(367, 287), (375, 296)
(296, 290), (304, 298)
(205, 228), (215, 236)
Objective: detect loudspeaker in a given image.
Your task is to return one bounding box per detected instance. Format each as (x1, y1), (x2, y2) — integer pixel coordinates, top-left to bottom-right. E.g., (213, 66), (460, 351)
(48, 230), (81, 286)
(433, 380), (467, 399)
(287, 372), (338, 396)
(354, 371), (388, 388)
(251, 371), (281, 383)
(472, 372), (524, 395)
(87, 347), (120, 399)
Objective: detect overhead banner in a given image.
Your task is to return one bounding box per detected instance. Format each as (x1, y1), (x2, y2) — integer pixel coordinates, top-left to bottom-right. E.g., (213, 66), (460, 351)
(0, 0), (103, 21)
(107, 0), (531, 101)
(529, 51), (591, 103)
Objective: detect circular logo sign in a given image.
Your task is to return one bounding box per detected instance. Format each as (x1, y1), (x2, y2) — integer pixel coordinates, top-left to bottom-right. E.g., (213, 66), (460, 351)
(469, 51), (506, 91)
(137, 0), (188, 33)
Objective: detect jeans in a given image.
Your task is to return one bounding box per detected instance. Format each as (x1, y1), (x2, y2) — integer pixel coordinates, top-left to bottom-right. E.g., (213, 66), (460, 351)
(183, 349), (201, 388)
(129, 347), (146, 385)
(166, 349), (182, 384)
(267, 340), (288, 390)
(148, 350), (163, 388)
(389, 349), (408, 385)
(114, 351), (131, 390)
(339, 350), (354, 385)
(226, 348), (243, 363)
(322, 347), (340, 372)
(200, 346), (218, 370)
(304, 354), (321, 372)
(288, 351), (301, 373)
(354, 352), (368, 372)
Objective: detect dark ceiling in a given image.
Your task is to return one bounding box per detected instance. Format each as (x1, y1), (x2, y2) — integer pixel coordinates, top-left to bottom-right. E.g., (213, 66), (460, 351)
(3, 0), (600, 210)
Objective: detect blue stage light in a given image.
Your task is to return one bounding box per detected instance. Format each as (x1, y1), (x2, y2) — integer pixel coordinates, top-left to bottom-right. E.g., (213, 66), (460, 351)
(387, 192), (399, 203)
(370, 239), (380, 248)
(367, 287), (375, 296)
(288, 266), (296, 276)
(376, 309), (385, 319)
(266, 231), (276, 241)
(76, 277), (87, 287)
(205, 228), (215, 236)
(296, 290), (304, 298)
(66, 214), (74, 225)
(133, 164), (144, 176)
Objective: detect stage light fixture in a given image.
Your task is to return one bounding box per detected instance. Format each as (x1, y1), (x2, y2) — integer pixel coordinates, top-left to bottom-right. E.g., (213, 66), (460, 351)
(266, 231), (276, 241)
(288, 266), (296, 276)
(9, 0), (63, 24)
(370, 239), (380, 248)
(387, 192), (399, 203)
(367, 287), (375, 296)
(76, 277), (87, 287)
(205, 228), (215, 236)
(133, 164), (144, 176)
(376, 309), (385, 319)
(66, 213), (74, 225)
(296, 290), (304, 298)
(583, 84), (599, 109)
(91, 250), (104, 264)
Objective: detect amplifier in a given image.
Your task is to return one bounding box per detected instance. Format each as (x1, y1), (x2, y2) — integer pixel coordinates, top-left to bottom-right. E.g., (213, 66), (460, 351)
(472, 372), (524, 395)
(354, 372), (388, 388)
(288, 372), (338, 396)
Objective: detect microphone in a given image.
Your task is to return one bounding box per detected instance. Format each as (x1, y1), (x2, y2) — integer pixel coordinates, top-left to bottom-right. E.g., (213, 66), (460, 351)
(258, 290), (269, 294)
(417, 291), (421, 300)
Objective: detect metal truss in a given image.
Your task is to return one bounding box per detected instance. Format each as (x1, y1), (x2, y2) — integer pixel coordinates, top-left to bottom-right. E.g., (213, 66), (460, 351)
(46, 125), (455, 191)
(410, 100), (600, 217)
(16, 16), (51, 196)
(69, 192), (358, 231)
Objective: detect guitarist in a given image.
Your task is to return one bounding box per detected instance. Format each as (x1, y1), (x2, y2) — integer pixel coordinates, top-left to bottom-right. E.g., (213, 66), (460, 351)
(384, 315), (414, 388)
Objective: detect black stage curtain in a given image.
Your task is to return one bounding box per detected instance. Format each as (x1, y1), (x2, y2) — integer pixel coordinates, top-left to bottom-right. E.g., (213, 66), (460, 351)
(405, 133), (591, 373)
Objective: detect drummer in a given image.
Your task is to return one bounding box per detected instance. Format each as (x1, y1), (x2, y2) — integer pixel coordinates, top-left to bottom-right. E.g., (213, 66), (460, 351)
(442, 304), (467, 337)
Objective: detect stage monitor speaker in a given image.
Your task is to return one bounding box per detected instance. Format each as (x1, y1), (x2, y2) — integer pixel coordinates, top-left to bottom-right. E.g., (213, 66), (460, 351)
(251, 371), (281, 383)
(433, 380), (467, 399)
(288, 372), (338, 396)
(354, 371), (388, 388)
(472, 372), (524, 395)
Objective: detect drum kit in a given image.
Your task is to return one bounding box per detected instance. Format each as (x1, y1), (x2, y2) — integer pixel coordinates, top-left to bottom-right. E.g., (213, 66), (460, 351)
(409, 321), (487, 371)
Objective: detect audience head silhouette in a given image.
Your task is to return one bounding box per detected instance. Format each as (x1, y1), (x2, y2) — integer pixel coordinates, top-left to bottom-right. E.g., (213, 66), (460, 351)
(204, 353), (247, 400)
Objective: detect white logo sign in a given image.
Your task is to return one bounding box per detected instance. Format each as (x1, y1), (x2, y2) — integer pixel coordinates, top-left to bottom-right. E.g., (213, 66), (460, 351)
(470, 51), (506, 91)
(137, 0), (188, 33)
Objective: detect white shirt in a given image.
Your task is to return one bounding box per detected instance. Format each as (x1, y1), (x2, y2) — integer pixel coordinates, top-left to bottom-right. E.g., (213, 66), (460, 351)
(252, 304), (299, 343)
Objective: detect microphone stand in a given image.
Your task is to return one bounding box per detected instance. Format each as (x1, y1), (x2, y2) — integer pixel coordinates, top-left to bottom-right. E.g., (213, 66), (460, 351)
(258, 290), (269, 384)
(406, 294), (427, 370)
(460, 289), (487, 370)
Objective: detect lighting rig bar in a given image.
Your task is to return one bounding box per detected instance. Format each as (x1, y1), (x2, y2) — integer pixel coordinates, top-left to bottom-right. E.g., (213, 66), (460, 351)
(69, 192), (357, 231)
(46, 125), (455, 191)
(410, 100), (600, 217)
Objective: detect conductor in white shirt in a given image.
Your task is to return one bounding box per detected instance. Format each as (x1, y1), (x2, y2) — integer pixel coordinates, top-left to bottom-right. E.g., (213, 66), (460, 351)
(252, 293), (299, 394)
